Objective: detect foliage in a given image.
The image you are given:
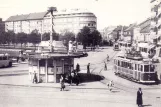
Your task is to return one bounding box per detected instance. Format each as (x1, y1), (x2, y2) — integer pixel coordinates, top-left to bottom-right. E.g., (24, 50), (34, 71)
(42, 33), (50, 41)
(16, 32), (28, 46)
(28, 30), (41, 45)
(42, 32), (60, 41)
(59, 31), (75, 46)
(77, 26), (102, 48)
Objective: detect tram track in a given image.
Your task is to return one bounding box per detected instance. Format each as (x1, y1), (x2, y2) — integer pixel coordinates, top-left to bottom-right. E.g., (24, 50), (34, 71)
(91, 49), (161, 99)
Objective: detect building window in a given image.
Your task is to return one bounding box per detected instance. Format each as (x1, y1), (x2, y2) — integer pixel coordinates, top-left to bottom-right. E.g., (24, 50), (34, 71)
(88, 23), (90, 26)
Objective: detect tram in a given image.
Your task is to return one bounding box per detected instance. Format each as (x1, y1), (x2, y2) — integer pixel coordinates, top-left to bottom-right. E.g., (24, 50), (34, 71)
(114, 49), (157, 84)
(113, 43), (120, 51)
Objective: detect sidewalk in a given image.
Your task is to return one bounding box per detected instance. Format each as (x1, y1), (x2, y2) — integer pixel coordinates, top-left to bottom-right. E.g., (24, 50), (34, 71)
(0, 74), (108, 90)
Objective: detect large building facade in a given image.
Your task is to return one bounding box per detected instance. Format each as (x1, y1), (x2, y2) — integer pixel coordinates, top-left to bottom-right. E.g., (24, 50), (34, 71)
(150, 0), (161, 44)
(5, 8), (97, 35)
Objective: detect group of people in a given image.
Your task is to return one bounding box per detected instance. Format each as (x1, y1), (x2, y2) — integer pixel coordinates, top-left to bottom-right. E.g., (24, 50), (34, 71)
(59, 72), (81, 91)
(60, 63), (81, 91)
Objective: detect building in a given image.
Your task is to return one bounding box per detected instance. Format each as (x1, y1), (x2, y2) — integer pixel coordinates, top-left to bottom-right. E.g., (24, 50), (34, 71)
(101, 26), (116, 41)
(133, 18), (151, 43)
(28, 41), (87, 83)
(5, 8), (97, 35)
(0, 18), (5, 33)
(150, 0), (161, 44)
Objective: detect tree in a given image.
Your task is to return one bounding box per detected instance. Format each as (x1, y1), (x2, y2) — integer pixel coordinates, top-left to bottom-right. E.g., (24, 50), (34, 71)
(90, 30), (102, 46)
(42, 33), (50, 41)
(59, 31), (75, 47)
(42, 32), (60, 41)
(0, 32), (6, 45)
(77, 26), (102, 49)
(77, 26), (91, 49)
(16, 32), (28, 48)
(52, 33), (59, 41)
(28, 30), (41, 48)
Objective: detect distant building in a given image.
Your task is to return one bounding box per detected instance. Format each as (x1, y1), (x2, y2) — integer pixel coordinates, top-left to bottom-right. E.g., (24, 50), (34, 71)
(133, 18), (151, 43)
(123, 23), (137, 43)
(150, 0), (161, 44)
(101, 26), (116, 41)
(0, 18), (5, 33)
(5, 8), (97, 35)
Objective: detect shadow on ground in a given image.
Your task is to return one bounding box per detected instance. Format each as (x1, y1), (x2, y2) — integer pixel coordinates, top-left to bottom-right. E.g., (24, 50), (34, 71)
(78, 73), (104, 83)
(142, 104), (152, 107)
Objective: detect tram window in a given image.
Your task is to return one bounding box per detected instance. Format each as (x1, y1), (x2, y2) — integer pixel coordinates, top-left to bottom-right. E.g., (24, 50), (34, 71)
(139, 47), (141, 51)
(135, 64), (137, 70)
(118, 60), (120, 66)
(150, 65), (155, 72)
(144, 65), (149, 72)
(121, 62), (123, 67)
(138, 65), (143, 71)
(125, 62), (127, 68)
(141, 65), (143, 71)
(145, 48), (147, 53)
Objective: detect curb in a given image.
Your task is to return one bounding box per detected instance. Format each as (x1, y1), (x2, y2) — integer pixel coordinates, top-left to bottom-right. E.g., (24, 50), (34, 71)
(0, 83), (108, 90)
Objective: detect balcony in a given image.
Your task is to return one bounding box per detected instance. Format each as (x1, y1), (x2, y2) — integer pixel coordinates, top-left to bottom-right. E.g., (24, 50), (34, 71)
(151, 21), (156, 26)
(151, 0), (159, 6)
(158, 17), (161, 23)
(158, 29), (161, 34)
(158, 7), (161, 13)
(151, 12), (156, 18)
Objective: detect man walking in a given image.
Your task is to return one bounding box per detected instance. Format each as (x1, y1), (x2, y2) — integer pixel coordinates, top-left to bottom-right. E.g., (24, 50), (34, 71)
(60, 75), (65, 91)
(104, 61), (107, 71)
(76, 63), (80, 72)
(87, 63), (90, 74)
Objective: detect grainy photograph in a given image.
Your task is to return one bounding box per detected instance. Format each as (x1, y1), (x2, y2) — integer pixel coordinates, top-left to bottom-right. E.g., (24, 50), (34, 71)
(0, 0), (161, 107)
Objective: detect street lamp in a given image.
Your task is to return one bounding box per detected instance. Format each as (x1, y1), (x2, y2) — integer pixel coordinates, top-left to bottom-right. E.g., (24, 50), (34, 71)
(47, 7), (57, 52)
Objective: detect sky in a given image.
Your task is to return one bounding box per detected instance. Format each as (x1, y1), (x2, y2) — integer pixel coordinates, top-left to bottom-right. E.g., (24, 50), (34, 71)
(0, 0), (151, 29)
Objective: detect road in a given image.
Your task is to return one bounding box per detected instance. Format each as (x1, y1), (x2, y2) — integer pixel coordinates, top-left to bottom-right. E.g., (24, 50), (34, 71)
(0, 47), (161, 107)
(0, 85), (152, 107)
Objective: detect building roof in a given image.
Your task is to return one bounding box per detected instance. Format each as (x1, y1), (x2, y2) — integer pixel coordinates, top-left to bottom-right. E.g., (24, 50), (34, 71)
(6, 12), (48, 22)
(6, 14), (29, 22)
(124, 23), (137, 31)
(6, 8), (96, 22)
(138, 18), (151, 33)
(138, 18), (151, 27)
(140, 24), (150, 33)
(113, 26), (128, 31)
(27, 12), (47, 20)
(29, 52), (88, 59)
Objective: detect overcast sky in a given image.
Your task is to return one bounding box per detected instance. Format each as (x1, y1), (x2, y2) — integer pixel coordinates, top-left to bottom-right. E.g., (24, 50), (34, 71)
(0, 0), (151, 29)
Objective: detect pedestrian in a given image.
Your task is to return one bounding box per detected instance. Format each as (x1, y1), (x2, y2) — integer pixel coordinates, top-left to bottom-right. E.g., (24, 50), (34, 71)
(87, 63), (90, 74)
(17, 57), (19, 63)
(75, 73), (80, 86)
(60, 75), (65, 91)
(68, 73), (73, 86)
(109, 80), (114, 91)
(136, 88), (143, 107)
(76, 63), (80, 72)
(33, 71), (37, 84)
(104, 61), (107, 71)
(107, 54), (109, 62)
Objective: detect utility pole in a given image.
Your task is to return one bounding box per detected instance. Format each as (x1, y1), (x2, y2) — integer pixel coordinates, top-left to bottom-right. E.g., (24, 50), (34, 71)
(47, 7), (57, 52)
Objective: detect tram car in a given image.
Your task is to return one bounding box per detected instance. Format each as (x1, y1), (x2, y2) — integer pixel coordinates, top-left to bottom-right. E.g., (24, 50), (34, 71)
(113, 43), (120, 51)
(113, 49), (157, 84)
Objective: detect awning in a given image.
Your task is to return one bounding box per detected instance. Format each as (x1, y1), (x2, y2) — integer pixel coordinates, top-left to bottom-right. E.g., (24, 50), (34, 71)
(138, 43), (155, 49)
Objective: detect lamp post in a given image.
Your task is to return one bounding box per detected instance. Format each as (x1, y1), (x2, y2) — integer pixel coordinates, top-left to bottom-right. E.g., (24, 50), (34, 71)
(47, 7), (57, 52)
